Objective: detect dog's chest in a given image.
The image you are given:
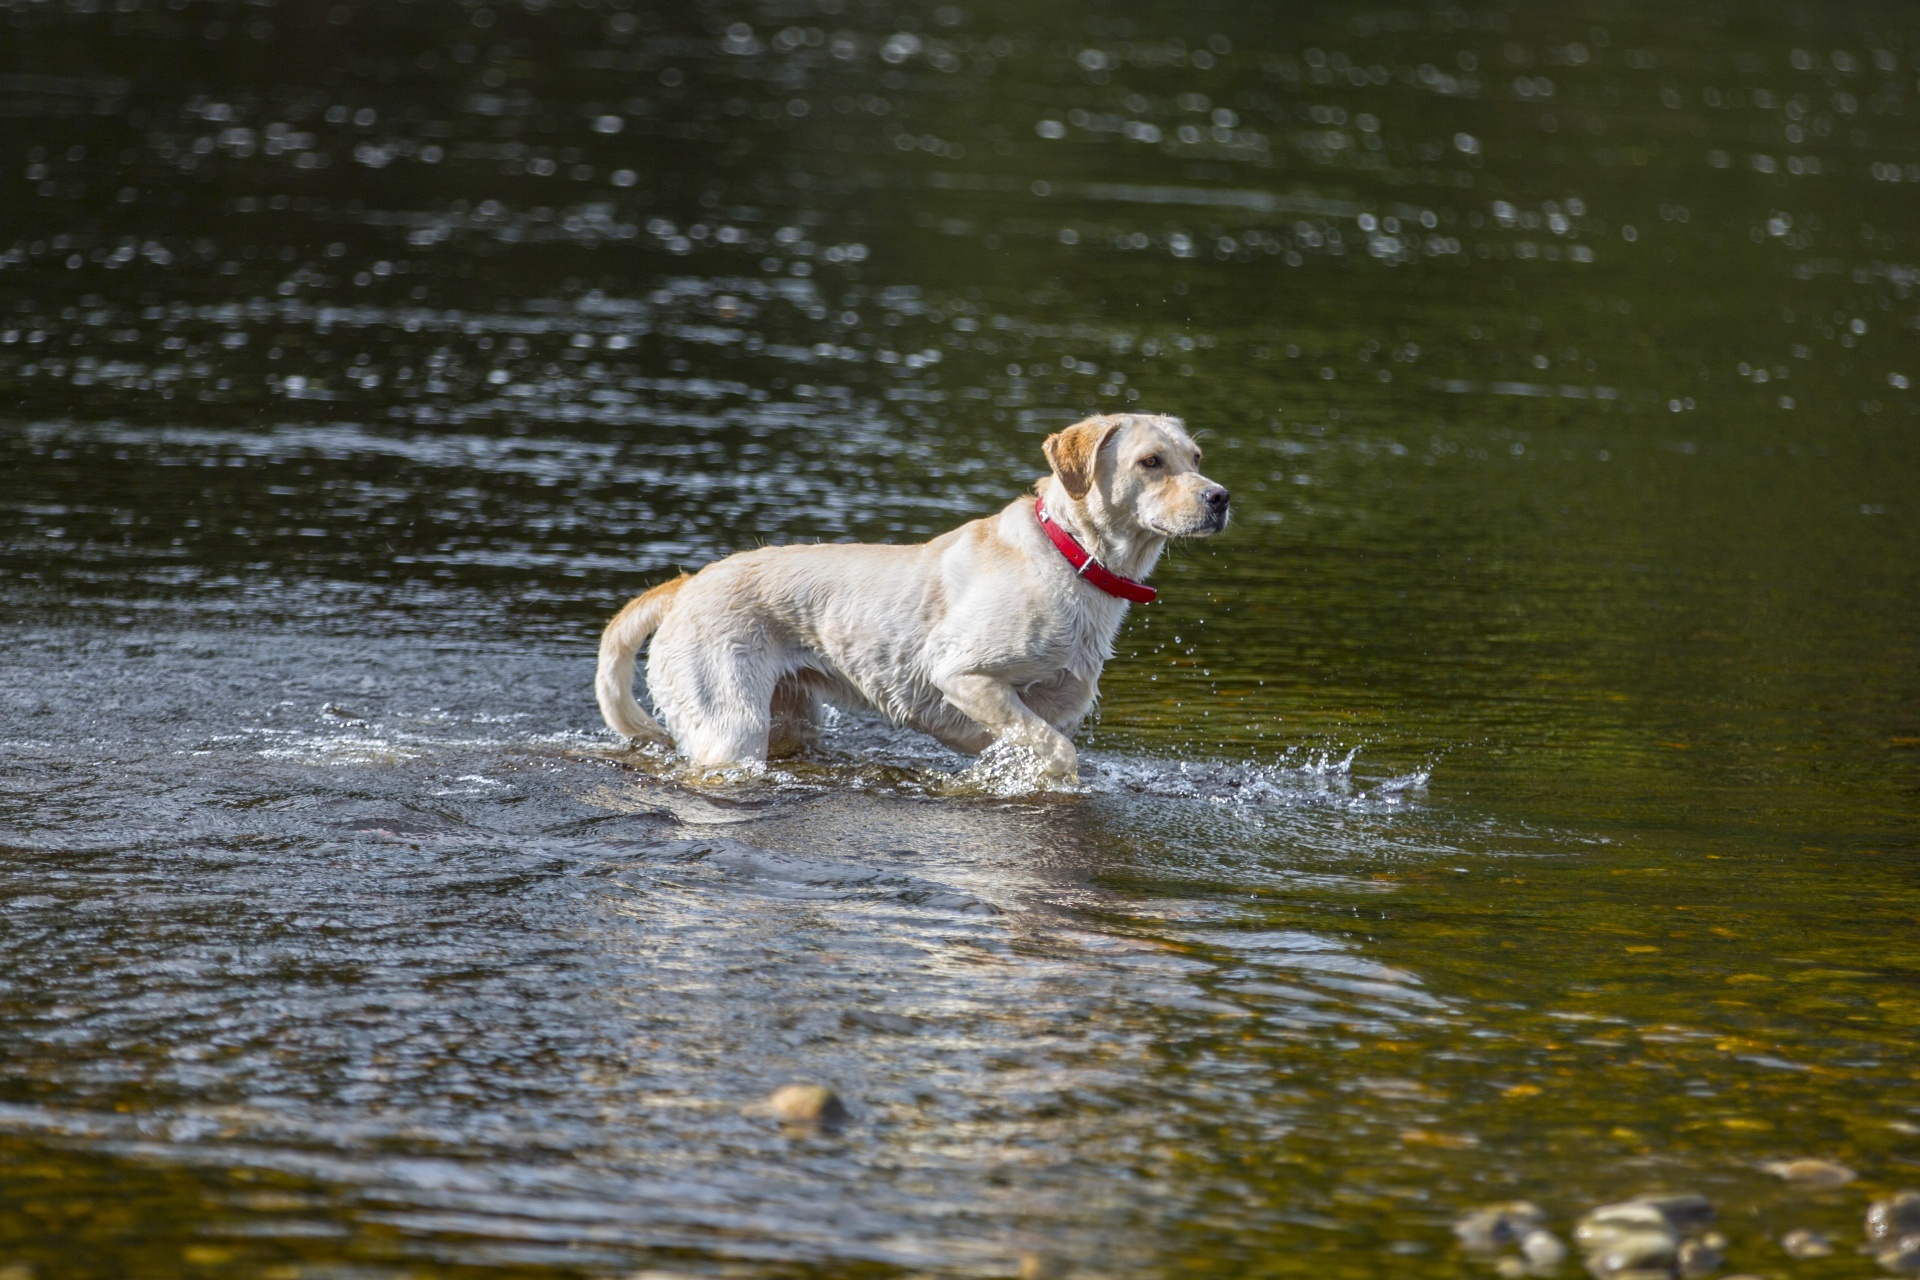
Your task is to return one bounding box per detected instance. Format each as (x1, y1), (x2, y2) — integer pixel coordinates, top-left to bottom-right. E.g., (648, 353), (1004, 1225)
(1036, 591), (1126, 683)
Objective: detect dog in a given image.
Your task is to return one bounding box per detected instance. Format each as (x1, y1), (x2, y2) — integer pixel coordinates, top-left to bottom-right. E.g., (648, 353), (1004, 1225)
(595, 412), (1228, 782)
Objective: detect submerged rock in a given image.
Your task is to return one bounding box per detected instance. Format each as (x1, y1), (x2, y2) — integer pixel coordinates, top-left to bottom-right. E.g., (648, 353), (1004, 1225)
(1878, 1236), (1920, 1275)
(1573, 1194), (1717, 1280)
(1017, 1253), (1066, 1280)
(1522, 1228), (1570, 1269)
(1868, 1193), (1920, 1244)
(1760, 1157), (1856, 1187)
(750, 1083), (848, 1127)
(1576, 1210), (1669, 1245)
(1456, 1202), (1549, 1251)
(1577, 1193), (1713, 1246)
(1780, 1227), (1834, 1259)
(1583, 1228), (1677, 1278)
(1574, 1228), (1668, 1262)
(1631, 1194), (1715, 1233)
(1676, 1238), (1723, 1279)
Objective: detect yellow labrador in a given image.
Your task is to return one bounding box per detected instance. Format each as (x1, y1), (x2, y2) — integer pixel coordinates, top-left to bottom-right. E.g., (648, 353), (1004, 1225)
(595, 412), (1229, 781)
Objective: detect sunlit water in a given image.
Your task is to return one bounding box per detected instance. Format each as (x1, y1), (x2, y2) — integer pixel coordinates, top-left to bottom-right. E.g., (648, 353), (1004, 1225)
(2, 1), (1918, 1277)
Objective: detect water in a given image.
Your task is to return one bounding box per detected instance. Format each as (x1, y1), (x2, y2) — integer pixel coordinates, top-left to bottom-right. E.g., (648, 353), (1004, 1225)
(2, 1), (1918, 1276)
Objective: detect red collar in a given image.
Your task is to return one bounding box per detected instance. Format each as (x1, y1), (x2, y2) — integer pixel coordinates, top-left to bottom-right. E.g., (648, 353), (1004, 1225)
(1033, 494), (1157, 604)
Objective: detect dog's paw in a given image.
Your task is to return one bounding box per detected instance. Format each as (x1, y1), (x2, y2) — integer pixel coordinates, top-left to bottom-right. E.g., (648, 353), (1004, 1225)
(1017, 730), (1079, 788)
(961, 735), (1080, 795)
(1036, 736), (1079, 785)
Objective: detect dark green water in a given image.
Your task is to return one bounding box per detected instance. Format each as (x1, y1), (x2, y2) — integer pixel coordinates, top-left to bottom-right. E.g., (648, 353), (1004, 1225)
(1, 1), (1917, 1277)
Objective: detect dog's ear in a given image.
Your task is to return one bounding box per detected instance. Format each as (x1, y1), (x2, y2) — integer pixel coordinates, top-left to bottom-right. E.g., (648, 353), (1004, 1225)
(1043, 417), (1121, 500)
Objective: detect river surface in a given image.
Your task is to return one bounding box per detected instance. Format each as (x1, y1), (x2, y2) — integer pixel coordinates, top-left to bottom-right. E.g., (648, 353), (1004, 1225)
(2, 1), (1917, 1277)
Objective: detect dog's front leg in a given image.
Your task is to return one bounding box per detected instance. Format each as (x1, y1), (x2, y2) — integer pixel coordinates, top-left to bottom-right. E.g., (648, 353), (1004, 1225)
(932, 671), (1078, 782)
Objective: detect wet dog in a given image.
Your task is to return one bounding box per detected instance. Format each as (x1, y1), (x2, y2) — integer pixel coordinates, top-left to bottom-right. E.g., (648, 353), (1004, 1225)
(595, 412), (1229, 782)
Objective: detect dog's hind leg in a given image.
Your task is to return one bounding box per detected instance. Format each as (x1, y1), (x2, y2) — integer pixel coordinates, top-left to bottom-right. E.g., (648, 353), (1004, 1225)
(766, 674), (822, 759)
(647, 634), (782, 770)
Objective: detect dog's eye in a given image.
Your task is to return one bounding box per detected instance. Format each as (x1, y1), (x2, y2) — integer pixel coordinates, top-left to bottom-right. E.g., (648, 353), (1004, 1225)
(1139, 455), (1161, 469)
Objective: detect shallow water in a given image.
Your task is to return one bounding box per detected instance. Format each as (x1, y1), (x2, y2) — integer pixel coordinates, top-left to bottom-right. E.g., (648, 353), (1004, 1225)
(2, 1), (1918, 1277)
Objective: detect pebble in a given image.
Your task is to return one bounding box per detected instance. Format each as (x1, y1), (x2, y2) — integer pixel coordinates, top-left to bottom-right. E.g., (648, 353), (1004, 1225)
(1878, 1236), (1920, 1275)
(1017, 1254), (1065, 1280)
(1576, 1204), (1676, 1248)
(1760, 1157), (1856, 1187)
(1676, 1238), (1723, 1279)
(1456, 1202), (1549, 1251)
(1584, 1228), (1677, 1277)
(1496, 1258), (1528, 1279)
(1579, 1193), (1715, 1236)
(1780, 1227), (1834, 1259)
(1869, 1193), (1920, 1243)
(1522, 1228), (1570, 1268)
(1571, 1194), (1721, 1280)
(755, 1083), (848, 1126)
(1633, 1194), (1716, 1233)
(1575, 1224), (1669, 1256)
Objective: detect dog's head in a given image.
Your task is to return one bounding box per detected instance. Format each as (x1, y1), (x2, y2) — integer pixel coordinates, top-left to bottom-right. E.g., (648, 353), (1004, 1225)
(1043, 413), (1229, 538)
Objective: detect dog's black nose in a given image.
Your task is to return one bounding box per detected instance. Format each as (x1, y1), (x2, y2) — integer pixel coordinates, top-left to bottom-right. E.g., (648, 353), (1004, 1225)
(1202, 486), (1231, 511)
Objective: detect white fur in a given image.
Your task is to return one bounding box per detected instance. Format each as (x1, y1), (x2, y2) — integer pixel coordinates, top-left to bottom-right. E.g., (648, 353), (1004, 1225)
(595, 413), (1226, 782)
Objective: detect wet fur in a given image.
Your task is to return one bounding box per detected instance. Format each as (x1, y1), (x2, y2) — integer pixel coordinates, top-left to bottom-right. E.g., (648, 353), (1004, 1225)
(595, 413), (1226, 781)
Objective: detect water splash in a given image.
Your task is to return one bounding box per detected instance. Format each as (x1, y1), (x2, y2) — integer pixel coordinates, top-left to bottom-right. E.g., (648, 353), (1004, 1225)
(950, 738), (1083, 798)
(1081, 745), (1431, 812)
(583, 717), (1432, 813)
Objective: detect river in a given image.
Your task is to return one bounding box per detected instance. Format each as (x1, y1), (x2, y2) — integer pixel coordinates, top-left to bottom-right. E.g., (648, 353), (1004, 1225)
(1, 1), (1917, 1277)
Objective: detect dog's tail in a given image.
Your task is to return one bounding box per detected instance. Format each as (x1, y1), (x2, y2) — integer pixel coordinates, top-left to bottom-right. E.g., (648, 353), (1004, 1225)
(595, 573), (690, 743)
